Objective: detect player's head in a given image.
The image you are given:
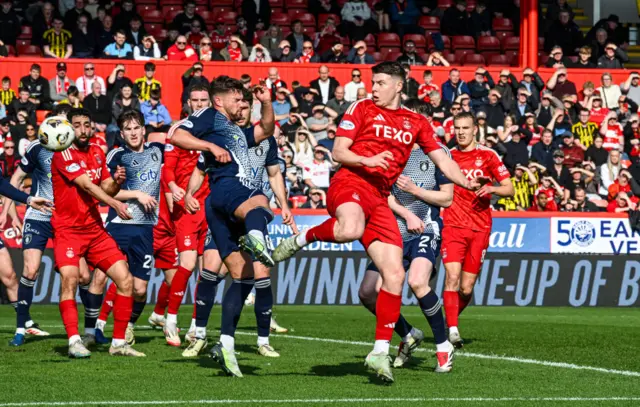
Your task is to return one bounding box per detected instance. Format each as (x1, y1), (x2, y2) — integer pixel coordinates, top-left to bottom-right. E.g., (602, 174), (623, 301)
(210, 75), (245, 122)
(453, 112), (478, 150)
(188, 84), (211, 112)
(235, 87), (253, 128)
(68, 108), (93, 148)
(371, 62), (406, 109)
(403, 98), (432, 118)
(118, 110), (146, 151)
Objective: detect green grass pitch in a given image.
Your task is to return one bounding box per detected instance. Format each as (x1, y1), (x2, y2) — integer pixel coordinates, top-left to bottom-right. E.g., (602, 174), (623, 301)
(1, 305), (640, 406)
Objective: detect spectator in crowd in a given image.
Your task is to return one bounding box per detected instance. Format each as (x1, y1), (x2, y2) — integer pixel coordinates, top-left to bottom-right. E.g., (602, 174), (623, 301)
(106, 63), (132, 102)
(8, 88), (36, 124)
(599, 149), (622, 196)
(401, 64), (420, 100)
(134, 62), (161, 102)
(547, 149), (571, 188)
(221, 36), (249, 62)
(546, 108), (572, 139)
(265, 67), (287, 99)
(303, 145), (334, 190)
(174, 1), (207, 35)
(621, 72), (640, 106)
(311, 0), (341, 16)
(572, 108), (598, 150)
(572, 46), (597, 68)
(560, 132), (584, 167)
(64, 0), (91, 32)
(306, 105), (334, 141)
(301, 188), (327, 209)
(596, 72), (622, 109)
(470, 1), (491, 37)
(280, 109), (305, 142)
(134, 35), (161, 60)
(347, 40), (375, 64)
(103, 30), (133, 59)
(522, 112), (545, 146)
(545, 10), (583, 57)
(72, 14), (95, 58)
(536, 91), (561, 128)
(340, 0), (378, 41)
(321, 43), (348, 64)
(260, 25), (284, 55)
(544, 46), (573, 68)
(494, 69), (519, 112)
(286, 20), (312, 56)
(0, 0), (21, 47)
(531, 129), (555, 168)
(270, 40), (294, 62)
(624, 114), (640, 157)
(107, 83), (139, 147)
(84, 81), (110, 132)
(95, 14), (114, 54)
(429, 90), (448, 122)
(248, 43), (272, 63)
(545, 0), (574, 22)
(49, 62), (75, 103)
(326, 86), (351, 117)
(418, 70), (439, 103)
(588, 28), (609, 63)
(295, 40), (320, 63)
(166, 35), (198, 61)
(356, 87), (368, 100)
(76, 62), (105, 100)
(181, 63), (209, 106)
(292, 128), (317, 167)
(126, 16), (146, 47)
(597, 43), (629, 69)
(314, 17), (342, 55)
(344, 69), (365, 102)
(43, 16), (73, 59)
(187, 20), (207, 50)
(0, 138), (17, 177)
(585, 135), (608, 167)
(607, 190), (638, 213)
(396, 40), (424, 66)
(587, 92), (609, 125)
(274, 88), (298, 125)
(546, 68), (577, 101)
(467, 67), (494, 110)
(587, 14), (626, 48)
(114, 0), (142, 32)
(479, 89), (505, 129)
(527, 192), (555, 212)
(16, 124), (37, 157)
(426, 52), (452, 69)
(210, 21), (230, 50)
(503, 129), (529, 172)
(318, 124), (337, 151)
(19, 64), (50, 111)
(512, 89), (536, 124)
(31, 2), (57, 48)
(441, 0), (470, 36)
(241, 0), (271, 43)
(613, 95), (637, 127)
(600, 111), (624, 151)
(310, 65), (340, 104)
(607, 168), (633, 201)
(389, 0), (422, 38)
(572, 187), (600, 212)
(57, 86), (82, 108)
(141, 89), (171, 134)
(442, 69), (469, 104)
(504, 164), (539, 211)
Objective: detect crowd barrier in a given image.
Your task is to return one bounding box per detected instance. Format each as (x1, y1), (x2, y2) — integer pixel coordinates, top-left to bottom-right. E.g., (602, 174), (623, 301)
(2, 208), (638, 306)
(0, 58), (634, 118)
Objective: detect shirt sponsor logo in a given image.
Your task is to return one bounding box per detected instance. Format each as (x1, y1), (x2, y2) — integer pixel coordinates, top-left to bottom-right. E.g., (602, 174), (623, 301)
(66, 163), (81, 173)
(372, 124), (413, 145)
(339, 120), (355, 130)
(462, 168), (486, 180)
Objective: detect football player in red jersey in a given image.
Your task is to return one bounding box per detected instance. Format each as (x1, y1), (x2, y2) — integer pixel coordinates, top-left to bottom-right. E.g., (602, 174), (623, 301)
(51, 109), (145, 358)
(160, 84), (212, 347)
(441, 112), (514, 349)
(272, 62), (476, 383)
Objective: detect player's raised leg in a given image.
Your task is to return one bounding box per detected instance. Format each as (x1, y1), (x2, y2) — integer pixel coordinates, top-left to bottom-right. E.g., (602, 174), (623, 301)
(234, 195), (275, 267)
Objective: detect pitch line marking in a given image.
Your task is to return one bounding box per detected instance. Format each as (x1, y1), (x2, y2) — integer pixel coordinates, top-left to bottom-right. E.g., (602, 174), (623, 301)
(2, 325), (640, 378)
(1, 397), (640, 406)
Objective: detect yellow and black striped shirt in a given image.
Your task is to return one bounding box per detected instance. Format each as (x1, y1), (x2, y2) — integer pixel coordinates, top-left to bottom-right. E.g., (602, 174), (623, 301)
(512, 172), (534, 209)
(134, 77), (162, 102)
(43, 29), (72, 58)
(571, 122), (598, 149)
(0, 89), (16, 106)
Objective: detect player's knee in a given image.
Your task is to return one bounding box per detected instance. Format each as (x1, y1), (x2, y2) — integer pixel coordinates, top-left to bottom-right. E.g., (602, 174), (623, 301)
(381, 267), (405, 288)
(115, 273), (133, 294)
(337, 221), (364, 241)
(22, 262), (40, 280)
(407, 272), (427, 293)
(444, 273), (460, 291)
(460, 284), (474, 298)
(133, 281), (147, 299)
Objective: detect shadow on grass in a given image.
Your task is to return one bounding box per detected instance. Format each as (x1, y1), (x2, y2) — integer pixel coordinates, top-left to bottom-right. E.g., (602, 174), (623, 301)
(309, 356), (389, 385)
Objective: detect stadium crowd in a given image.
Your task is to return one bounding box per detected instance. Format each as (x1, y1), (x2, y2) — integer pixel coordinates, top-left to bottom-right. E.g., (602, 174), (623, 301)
(0, 0), (637, 215)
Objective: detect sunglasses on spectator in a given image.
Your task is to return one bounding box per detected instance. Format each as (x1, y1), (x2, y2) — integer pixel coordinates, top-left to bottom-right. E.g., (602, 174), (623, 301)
(352, 74), (361, 77)
(201, 41), (211, 45)
(177, 41), (187, 45)
(192, 25), (201, 28)
(4, 146), (14, 149)
(27, 127), (35, 131)
(85, 66), (94, 70)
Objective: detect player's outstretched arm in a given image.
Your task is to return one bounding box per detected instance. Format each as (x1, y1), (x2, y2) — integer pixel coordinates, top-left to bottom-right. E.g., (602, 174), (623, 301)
(267, 164), (298, 234)
(0, 167), (28, 226)
(171, 128), (231, 163)
(427, 149), (471, 189)
(114, 190), (158, 213)
(396, 175), (454, 208)
(253, 85), (275, 144)
(73, 174), (132, 220)
(475, 178), (515, 199)
(333, 136), (394, 169)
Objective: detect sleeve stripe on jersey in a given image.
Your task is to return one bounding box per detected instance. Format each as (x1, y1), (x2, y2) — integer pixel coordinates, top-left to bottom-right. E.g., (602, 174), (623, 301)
(191, 107), (210, 118)
(25, 140), (40, 153)
(167, 119), (185, 139)
(62, 149), (73, 161)
(345, 98), (367, 115)
(106, 147), (123, 164)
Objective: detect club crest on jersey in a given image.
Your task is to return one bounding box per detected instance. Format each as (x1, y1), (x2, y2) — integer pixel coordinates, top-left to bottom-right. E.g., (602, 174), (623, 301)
(340, 120), (355, 130)
(95, 156), (102, 165)
(183, 120), (194, 129)
(66, 247), (74, 258)
(151, 153), (159, 162)
(420, 161), (429, 172)
(80, 161), (87, 168)
(255, 146), (264, 157)
(475, 158), (483, 167)
(24, 234), (32, 245)
(403, 118), (412, 130)
(184, 236), (192, 247)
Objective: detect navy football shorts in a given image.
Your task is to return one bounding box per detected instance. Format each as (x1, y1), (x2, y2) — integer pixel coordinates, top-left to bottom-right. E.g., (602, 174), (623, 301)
(106, 223), (155, 281)
(367, 232), (441, 273)
(22, 219), (53, 251)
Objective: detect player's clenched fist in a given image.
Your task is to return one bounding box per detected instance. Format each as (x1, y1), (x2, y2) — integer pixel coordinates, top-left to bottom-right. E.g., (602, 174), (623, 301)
(361, 151), (394, 170)
(209, 144), (231, 163)
(184, 193), (200, 214)
(114, 165), (126, 185)
(405, 212), (425, 234)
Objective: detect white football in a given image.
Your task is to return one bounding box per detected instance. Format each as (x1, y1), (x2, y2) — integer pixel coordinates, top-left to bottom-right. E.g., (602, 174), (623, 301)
(38, 116), (75, 152)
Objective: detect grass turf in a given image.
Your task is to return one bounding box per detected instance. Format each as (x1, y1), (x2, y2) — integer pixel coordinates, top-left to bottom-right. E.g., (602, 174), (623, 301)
(1, 305), (640, 406)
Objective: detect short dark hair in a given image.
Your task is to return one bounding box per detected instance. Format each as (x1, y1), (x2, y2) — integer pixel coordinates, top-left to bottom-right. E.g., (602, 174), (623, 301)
(30, 64), (41, 71)
(68, 108), (92, 123)
(2, 76), (10, 83)
(579, 108), (590, 114)
(454, 111), (478, 126)
(424, 70), (433, 76)
(130, 16), (141, 23)
(144, 62), (156, 72)
(53, 103), (72, 118)
(67, 86), (79, 96)
(18, 87), (29, 94)
(291, 19), (302, 26)
(240, 74), (251, 83)
(574, 186), (586, 194)
(403, 99), (432, 116)
(149, 88), (162, 100)
(371, 61), (406, 81)
(210, 75), (244, 97)
(189, 84), (210, 95)
(115, 29), (127, 37)
(242, 87), (253, 103)
(117, 109), (145, 129)
(52, 16), (63, 23)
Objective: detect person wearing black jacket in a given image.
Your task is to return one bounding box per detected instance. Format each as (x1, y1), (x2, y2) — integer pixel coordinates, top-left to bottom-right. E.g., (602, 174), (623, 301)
(396, 40), (424, 66)
(520, 68), (545, 107)
(544, 10), (583, 57)
(544, 46), (574, 68)
(64, 0), (92, 33)
(8, 89), (36, 124)
(0, 1), (20, 47)
(19, 65), (51, 111)
(113, 0), (143, 32)
(321, 44), (348, 63)
(32, 1), (58, 48)
(85, 81), (111, 131)
(495, 69), (519, 114)
(429, 91), (449, 123)
(467, 67), (494, 110)
(512, 88), (536, 125)
(310, 66), (340, 104)
(72, 14), (96, 58)
(480, 89), (506, 129)
(401, 63), (420, 100)
(531, 130), (555, 169)
(597, 42), (629, 69)
(502, 129), (530, 173)
(173, 1), (207, 35)
(286, 20), (312, 56)
(241, 0), (271, 44)
(181, 63), (209, 106)
(441, 1), (470, 36)
(95, 14), (115, 56)
(572, 46), (597, 68)
(584, 135), (609, 167)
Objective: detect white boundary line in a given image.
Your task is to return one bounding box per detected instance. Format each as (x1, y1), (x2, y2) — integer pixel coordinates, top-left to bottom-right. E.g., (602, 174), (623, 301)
(1, 397), (640, 406)
(3, 325), (640, 378)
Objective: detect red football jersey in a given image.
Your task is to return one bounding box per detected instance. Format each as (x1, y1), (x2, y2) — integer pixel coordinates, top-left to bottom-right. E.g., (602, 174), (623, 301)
(51, 144), (111, 231)
(444, 145), (510, 231)
(155, 182), (176, 235)
(602, 123), (623, 151)
(418, 83), (439, 102)
(589, 107), (609, 126)
(442, 117), (455, 140)
(334, 98), (444, 196)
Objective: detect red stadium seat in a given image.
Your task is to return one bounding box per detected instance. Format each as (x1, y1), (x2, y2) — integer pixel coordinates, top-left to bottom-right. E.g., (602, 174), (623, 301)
(161, 5), (182, 16)
(297, 13), (316, 27)
(403, 34), (426, 49)
(477, 36), (501, 51)
(149, 29), (167, 41)
(454, 49), (474, 60)
(480, 51), (500, 60)
(141, 9), (163, 24)
(495, 31), (514, 41)
(212, 6), (233, 14)
(461, 53), (485, 66)
(137, 0), (157, 4)
(199, 11), (213, 21)
(16, 39), (30, 47)
(5, 45), (15, 56)
(452, 35), (475, 49)
(488, 54), (510, 66)
(136, 5), (157, 14)
(386, 52), (403, 61)
(437, 0), (453, 9)
(493, 17), (514, 32)
(213, 0), (233, 5)
(17, 45), (41, 56)
(36, 110), (51, 125)
(427, 34), (451, 51)
(502, 36), (520, 51)
(301, 26), (315, 36)
(144, 22), (163, 32)
(418, 16), (440, 31)
(269, 0), (284, 8)
(372, 51), (383, 62)
(288, 0), (308, 9)
(444, 52), (458, 65)
(504, 50), (518, 60)
(270, 12), (290, 26)
(18, 25), (32, 40)
(465, 0), (476, 12)
(379, 46), (401, 55)
(364, 33), (376, 47)
(510, 54), (519, 66)
(377, 33), (401, 48)
(317, 14), (340, 27)
(217, 11), (238, 25)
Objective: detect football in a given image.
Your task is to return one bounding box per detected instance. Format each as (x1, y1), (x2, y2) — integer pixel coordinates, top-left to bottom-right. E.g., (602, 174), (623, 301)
(38, 116), (75, 152)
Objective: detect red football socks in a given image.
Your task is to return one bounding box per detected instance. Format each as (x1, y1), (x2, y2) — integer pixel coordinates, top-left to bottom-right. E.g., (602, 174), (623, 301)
(458, 292), (472, 316)
(167, 266), (192, 316)
(112, 294), (134, 341)
(374, 289), (401, 341)
(59, 299), (79, 339)
(153, 281), (170, 315)
(305, 218), (337, 243)
(98, 283), (117, 321)
(443, 290), (459, 328)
